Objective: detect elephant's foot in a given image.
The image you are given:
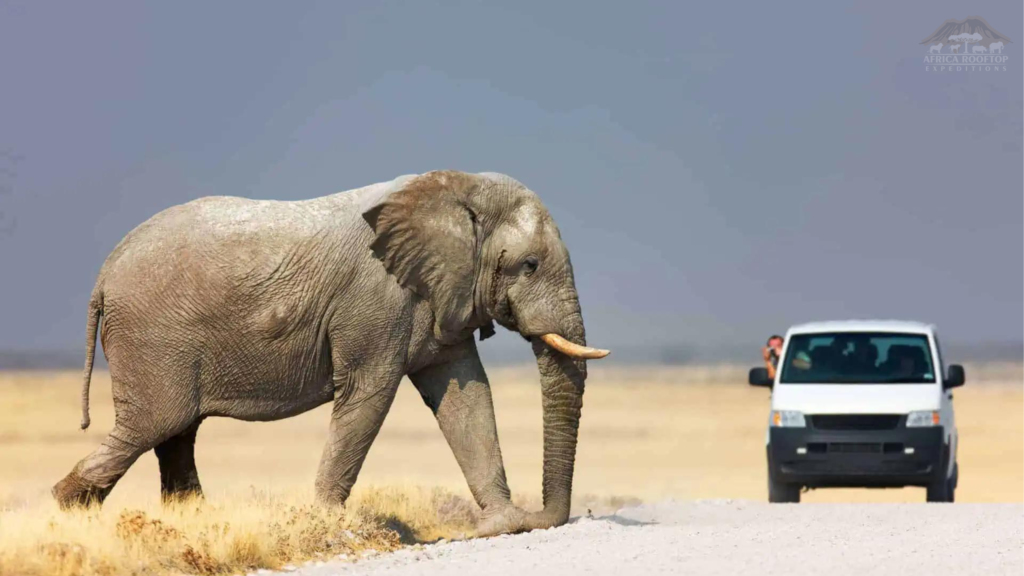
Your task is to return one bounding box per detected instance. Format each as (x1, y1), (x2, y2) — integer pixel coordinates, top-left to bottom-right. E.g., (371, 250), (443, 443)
(158, 463), (203, 504)
(52, 467), (112, 510)
(475, 504), (528, 537)
(53, 429), (147, 510)
(160, 484), (203, 505)
(476, 505), (573, 537)
(155, 422), (202, 504)
(523, 507), (571, 531)
(313, 480), (351, 509)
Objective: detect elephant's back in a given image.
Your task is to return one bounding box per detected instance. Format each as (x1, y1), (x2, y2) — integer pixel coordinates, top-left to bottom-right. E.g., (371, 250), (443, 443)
(95, 195), (360, 378)
(102, 195), (359, 281)
(93, 182), (406, 351)
(106, 196), (325, 266)
(96, 196), (363, 332)
(99, 178), (401, 283)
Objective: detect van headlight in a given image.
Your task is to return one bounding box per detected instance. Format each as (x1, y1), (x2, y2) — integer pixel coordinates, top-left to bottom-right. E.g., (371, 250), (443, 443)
(771, 410), (806, 427)
(906, 410), (940, 427)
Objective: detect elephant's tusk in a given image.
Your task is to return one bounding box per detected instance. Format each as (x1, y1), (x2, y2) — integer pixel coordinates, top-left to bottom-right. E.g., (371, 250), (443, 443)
(539, 334), (610, 359)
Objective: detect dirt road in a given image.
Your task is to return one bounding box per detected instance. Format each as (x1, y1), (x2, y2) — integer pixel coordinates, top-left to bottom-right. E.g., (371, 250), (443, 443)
(292, 500), (1023, 576)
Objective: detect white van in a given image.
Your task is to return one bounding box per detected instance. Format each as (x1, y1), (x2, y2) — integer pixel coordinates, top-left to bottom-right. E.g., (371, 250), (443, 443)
(749, 320), (965, 503)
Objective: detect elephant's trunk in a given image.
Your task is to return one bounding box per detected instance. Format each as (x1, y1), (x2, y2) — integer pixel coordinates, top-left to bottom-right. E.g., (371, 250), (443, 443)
(527, 310), (588, 529)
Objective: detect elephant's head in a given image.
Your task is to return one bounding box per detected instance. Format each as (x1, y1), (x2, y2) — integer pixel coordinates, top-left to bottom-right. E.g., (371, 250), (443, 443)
(363, 170), (608, 528)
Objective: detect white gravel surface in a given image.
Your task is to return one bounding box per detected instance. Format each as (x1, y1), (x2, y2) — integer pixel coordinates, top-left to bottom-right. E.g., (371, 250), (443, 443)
(290, 500), (1023, 576)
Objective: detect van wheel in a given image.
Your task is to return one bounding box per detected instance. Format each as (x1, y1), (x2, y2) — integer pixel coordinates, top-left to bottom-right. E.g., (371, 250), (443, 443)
(945, 462), (958, 502)
(768, 477), (800, 503)
(927, 451), (954, 503)
(926, 476), (953, 502)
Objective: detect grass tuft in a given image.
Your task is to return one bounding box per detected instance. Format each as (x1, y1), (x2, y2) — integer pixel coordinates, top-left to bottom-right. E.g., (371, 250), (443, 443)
(0, 486), (476, 576)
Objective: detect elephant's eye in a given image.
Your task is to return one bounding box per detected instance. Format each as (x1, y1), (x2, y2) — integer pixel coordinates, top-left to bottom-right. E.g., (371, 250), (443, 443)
(522, 255), (539, 276)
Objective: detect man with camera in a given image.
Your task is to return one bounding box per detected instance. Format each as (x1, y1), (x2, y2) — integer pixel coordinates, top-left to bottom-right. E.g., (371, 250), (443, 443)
(762, 334), (784, 380)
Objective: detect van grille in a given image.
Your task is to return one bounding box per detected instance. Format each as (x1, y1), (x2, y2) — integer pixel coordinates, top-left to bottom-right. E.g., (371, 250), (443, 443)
(809, 415), (902, 430)
(806, 442), (905, 454)
(781, 461), (931, 475)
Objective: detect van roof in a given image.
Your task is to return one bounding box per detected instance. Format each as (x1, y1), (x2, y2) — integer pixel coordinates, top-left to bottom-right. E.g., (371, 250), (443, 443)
(787, 320), (936, 336)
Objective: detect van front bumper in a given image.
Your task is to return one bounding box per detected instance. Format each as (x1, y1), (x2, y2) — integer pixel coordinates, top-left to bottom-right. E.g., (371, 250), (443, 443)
(768, 427), (945, 488)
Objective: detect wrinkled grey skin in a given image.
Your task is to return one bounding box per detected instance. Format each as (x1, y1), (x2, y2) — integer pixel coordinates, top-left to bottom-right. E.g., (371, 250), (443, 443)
(52, 171), (590, 536)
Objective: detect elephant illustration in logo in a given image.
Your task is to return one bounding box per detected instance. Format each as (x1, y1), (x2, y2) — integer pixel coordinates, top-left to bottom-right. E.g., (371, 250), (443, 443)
(989, 42), (1004, 54)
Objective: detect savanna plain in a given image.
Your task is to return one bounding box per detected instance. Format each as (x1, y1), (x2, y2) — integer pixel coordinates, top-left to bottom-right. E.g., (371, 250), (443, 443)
(1, 364), (1021, 575)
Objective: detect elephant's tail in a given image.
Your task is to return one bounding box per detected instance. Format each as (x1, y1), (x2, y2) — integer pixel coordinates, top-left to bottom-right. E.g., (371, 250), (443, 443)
(80, 289), (103, 430)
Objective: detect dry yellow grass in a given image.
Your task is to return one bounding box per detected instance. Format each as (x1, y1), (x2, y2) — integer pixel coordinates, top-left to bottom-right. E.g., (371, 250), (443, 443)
(0, 486), (476, 576)
(0, 365), (1021, 574)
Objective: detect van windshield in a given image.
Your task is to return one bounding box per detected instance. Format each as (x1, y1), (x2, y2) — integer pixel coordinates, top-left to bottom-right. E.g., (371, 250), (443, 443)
(780, 332), (936, 384)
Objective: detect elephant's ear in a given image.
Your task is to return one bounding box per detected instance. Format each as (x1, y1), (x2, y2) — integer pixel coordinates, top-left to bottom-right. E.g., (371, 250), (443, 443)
(362, 171), (481, 339)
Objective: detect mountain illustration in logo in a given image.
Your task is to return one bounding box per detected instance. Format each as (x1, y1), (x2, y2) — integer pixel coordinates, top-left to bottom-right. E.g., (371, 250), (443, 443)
(920, 16), (1012, 51)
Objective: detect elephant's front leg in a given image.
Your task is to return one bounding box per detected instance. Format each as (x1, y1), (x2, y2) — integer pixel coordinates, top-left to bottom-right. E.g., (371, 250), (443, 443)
(410, 340), (526, 536)
(314, 369), (402, 506)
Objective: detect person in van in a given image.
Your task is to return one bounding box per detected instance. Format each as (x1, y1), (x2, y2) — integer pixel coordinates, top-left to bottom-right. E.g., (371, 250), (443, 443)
(844, 337), (879, 375)
(762, 334), (784, 379)
(882, 345), (927, 381)
(809, 345), (837, 378)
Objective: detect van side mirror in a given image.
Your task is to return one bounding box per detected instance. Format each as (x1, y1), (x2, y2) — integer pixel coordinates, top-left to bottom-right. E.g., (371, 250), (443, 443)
(749, 367), (773, 387)
(944, 364), (966, 389)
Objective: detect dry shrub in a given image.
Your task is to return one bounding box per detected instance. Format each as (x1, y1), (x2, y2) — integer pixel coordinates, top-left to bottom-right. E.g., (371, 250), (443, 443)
(0, 485), (475, 576)
(348, 484), (477, 542)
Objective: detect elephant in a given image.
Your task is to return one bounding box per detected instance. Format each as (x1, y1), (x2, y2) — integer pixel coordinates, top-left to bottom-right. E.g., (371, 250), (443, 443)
(51, 170), (609, 536)
(989, 42), (1004, 54)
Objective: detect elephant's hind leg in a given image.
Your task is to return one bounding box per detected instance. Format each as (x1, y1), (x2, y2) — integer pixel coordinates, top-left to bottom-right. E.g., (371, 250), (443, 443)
(155, 420), (203, 502)
(52, 425), (151, 509)
(53, 370), (200, 509)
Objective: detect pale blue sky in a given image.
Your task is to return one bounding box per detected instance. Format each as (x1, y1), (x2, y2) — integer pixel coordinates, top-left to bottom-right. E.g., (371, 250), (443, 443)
(0, 1), (1020, 363)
